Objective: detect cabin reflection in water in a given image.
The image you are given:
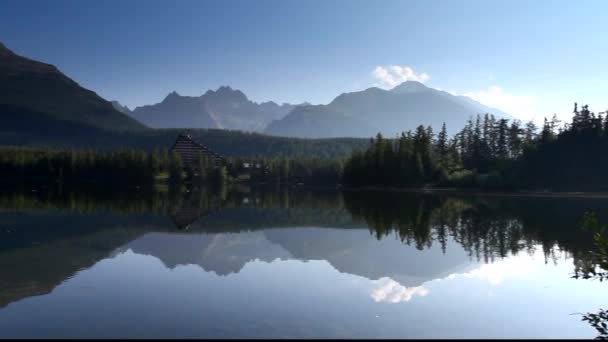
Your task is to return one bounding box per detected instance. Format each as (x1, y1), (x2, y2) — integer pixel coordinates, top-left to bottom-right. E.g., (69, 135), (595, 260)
(169, 202), (219, 230)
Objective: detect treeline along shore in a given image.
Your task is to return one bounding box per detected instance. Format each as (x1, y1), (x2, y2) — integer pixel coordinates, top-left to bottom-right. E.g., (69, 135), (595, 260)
(1, 103), (607, 192)
(0, 145), (344, 190)
(343, 103), (608, 191)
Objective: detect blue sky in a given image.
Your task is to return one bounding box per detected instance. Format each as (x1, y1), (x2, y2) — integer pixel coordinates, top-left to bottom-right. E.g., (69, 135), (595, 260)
(1, 0), (607, 123)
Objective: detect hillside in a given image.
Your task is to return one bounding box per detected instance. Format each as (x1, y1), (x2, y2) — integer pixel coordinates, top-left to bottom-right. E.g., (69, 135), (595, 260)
(0, 126), (369, 159)
(0, 42), (144, 131)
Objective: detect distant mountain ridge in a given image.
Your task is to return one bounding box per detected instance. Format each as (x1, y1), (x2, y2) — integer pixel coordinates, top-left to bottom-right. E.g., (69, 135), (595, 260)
(125, 81), (512, 138)
(265, 81), (514, 138)
(127, 86), (299, 131)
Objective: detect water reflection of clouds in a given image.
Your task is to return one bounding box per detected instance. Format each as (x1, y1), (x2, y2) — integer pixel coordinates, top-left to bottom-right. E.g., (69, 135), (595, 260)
(370, 247), (553, 303)
(453, 255), (537, 285)
(370, 278), (429, 303)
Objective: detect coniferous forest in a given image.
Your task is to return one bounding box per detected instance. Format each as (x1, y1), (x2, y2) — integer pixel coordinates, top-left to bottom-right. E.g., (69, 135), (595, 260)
(0, 146), (344, 189)
(1, 103), (608, 192)
(342, 103), (608, 191)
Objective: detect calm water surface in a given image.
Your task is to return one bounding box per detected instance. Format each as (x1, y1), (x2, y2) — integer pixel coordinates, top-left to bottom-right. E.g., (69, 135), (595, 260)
(0, 188), (606, 338)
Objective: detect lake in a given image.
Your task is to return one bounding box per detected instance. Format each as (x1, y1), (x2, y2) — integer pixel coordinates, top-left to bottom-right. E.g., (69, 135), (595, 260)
(0, 187), (606, 338)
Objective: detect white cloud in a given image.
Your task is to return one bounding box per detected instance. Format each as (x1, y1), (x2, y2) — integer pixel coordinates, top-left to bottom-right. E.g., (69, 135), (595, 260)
(367, 246), (563, 305)
(372, 65), (430, 89)
(370, 277), (429, 303)
(464, 85), (539, 122)
(447, 250), (539, 285)
(460, 260), (535, 285)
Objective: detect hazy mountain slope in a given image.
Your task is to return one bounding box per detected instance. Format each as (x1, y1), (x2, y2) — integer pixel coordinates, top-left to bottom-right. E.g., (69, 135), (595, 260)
(201, 87), (295, 130)
(0, 42), (144, 131)
(264, 105), (378, 138)
(130, 91), (216, 128)
(129, 86), (297, 131)
(258, 101), (297, 120)
(264, 81), (515, 138)
(111, 100), (131, 114)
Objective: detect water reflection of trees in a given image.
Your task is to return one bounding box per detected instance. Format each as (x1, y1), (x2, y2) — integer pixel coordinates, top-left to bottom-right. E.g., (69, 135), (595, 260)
(0, 187), (601, 263)
(0, 185), (344, 215)
(343, 191), (608, 339)
(341, 191), (598, 264)
(2, 187), (607, 330)
(573, 211), (608, 339)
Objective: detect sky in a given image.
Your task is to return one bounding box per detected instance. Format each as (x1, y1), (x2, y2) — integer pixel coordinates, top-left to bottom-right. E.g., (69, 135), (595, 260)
(1, 0), (607, 123)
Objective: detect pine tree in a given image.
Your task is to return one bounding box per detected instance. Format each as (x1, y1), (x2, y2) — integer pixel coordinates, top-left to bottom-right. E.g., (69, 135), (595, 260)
(524, 120), (537, 146)
(413, 152), (424, 183)
(483, 114), (491, 144)
(471, 115), (483, 169)
(540, 117), (553, 143)
(414, 125), (433, 178)
(508, 120), (524, 158)
(550, 114), (561, 136)
(437, 123), (448, 169)
(496, 119), (509, 159)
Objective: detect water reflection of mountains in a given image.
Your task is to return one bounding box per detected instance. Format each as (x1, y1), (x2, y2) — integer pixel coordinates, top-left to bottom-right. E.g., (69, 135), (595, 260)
(0, 189), (605, 308)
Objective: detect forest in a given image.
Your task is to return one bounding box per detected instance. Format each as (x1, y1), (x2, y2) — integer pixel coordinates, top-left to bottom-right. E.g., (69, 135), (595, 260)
(0, 145), (344, 190)
(1, 106), (368, 160)
(342, 103), (608, 191)
(2, 103), (608, 192)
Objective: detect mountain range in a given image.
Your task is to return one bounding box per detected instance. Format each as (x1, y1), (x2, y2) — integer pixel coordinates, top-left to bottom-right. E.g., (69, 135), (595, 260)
(265, 82), (512, 138)
(122, 87), (300, 131)
(116, 81), (512, 138)
(1, 41), (513, 142)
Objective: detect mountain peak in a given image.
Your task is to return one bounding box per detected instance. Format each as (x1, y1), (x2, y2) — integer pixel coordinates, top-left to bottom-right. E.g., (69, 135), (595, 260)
(208, 85), (248, 102)
(390, 81), (429, 94)
(164, 91), (181, 101)
(216, 85), (241, 96)
(216, 85), (234, 92)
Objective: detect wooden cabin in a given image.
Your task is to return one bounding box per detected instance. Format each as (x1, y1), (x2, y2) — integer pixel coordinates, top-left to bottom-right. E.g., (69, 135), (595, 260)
(171, 133), (227, 168)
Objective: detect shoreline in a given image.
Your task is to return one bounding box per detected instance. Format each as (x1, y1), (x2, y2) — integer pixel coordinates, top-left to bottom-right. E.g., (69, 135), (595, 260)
(242, 181), (608, 199)
(337, 185), (608, 199)
(5, 179), (608, 199)
(246, 182), (608, 199)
